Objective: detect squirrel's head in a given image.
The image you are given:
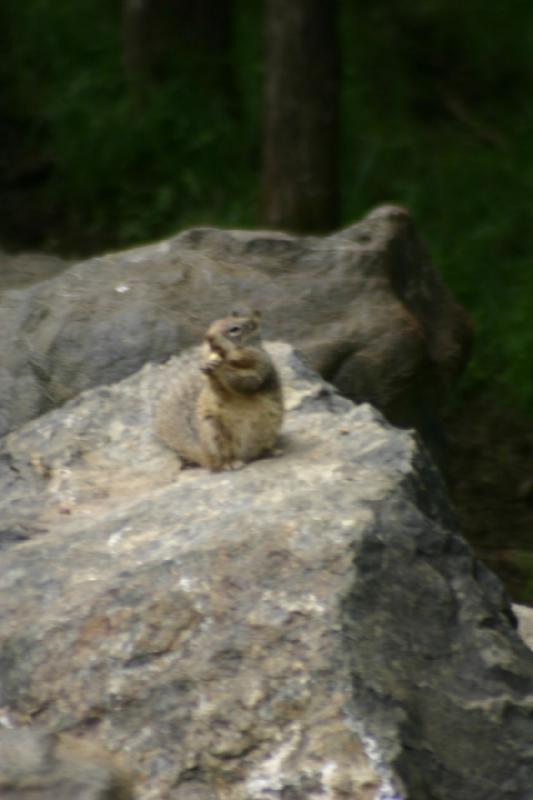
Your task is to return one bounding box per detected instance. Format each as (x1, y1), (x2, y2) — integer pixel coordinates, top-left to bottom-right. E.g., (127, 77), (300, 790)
(206, 310), (262, 348)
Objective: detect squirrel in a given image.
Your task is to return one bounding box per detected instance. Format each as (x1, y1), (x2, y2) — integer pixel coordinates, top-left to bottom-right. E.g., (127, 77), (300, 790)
(155, 311), (283, 471)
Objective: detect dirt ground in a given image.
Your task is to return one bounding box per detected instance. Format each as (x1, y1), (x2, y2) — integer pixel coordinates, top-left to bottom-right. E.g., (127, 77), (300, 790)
(445, 391), (533, 605)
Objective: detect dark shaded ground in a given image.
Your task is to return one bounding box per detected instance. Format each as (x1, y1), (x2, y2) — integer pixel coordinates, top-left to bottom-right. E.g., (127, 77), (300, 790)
(445, 392), (533, 605)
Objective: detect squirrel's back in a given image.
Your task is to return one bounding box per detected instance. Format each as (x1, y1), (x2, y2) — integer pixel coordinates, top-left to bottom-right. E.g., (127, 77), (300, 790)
(154, 362), (204, 465)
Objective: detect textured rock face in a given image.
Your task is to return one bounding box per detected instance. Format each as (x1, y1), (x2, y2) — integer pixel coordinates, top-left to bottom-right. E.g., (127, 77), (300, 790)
(1, 346), (532, 800)
(0, 205), (471, 441)
(0, 728), (132, 800)
(515, 605), (533, 650)
(0, 250), (69, 291)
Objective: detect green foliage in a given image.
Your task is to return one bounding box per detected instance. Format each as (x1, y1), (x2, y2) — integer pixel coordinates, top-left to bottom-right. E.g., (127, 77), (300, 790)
(339, 0), (533, 409)
(1, 0), (533, 405)
(0, 0), (259, 251)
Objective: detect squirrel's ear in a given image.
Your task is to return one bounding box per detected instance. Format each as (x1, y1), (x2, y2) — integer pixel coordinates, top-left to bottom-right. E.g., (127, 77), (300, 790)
(252, 309), (262, 321)
(231, 309), (242, 318)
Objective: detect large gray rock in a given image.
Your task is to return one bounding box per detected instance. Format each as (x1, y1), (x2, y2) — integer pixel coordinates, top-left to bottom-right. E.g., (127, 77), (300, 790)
(0, 345), (531, 800)
(514, 604), (533, 651)
(0, 250), (69, 291)
(0, 728), (132, 800)
(0, 206), (472, 442)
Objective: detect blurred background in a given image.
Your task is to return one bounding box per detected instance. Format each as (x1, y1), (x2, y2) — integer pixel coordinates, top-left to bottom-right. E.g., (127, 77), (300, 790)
(1, 1), (532, 598)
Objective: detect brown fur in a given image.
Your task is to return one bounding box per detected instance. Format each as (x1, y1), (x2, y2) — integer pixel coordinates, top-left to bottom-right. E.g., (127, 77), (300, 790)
(155, 311), (283, 471)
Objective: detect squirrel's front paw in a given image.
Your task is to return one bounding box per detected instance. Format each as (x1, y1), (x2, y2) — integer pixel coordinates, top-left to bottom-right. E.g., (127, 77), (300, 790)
(201, 352), (224, 373)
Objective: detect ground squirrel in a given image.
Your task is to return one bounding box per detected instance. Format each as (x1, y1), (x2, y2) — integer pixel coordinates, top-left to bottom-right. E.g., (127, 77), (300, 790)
(155, 311), (283, 471)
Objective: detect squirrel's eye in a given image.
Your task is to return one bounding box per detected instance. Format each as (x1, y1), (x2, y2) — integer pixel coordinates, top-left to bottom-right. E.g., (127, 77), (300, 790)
(228, 325), (242, 336)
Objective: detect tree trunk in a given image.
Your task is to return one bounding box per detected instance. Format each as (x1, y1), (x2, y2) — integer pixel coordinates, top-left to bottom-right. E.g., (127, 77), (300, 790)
(262, 0), (339, 232)
(122, 0), (160, 85)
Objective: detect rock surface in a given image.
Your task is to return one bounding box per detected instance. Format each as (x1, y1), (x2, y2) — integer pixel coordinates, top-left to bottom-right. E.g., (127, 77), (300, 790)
(0, 250), (69, 291)
(514, 604), (533, 651)
(0, 728), (132, 800)
(1, 345), (532, 800)
(0, 206), (471, 444)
